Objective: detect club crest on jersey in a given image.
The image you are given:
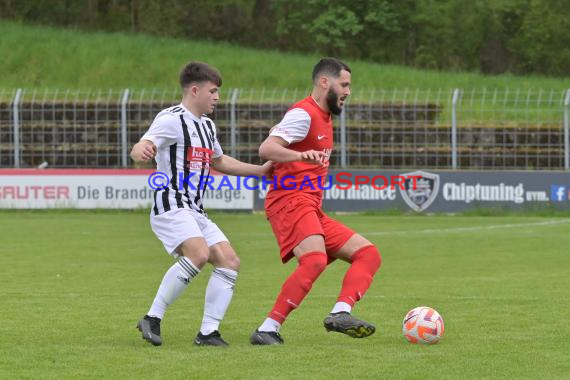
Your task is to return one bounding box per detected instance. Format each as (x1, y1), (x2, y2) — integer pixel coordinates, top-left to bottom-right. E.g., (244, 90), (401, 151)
(186, 147), (214, 171)
(399, 170), (439, 212)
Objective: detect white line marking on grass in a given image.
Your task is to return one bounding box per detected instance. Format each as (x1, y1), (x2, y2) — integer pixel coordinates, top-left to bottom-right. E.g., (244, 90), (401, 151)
(361, 219), (570, 237)
(314, 295), (552, 301)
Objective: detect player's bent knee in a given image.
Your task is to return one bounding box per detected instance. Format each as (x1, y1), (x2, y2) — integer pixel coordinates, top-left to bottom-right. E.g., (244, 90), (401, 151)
(299, 252), (328, 274)
(226, 254), (240, 271)
(192, 250), (210, 267)
(371, 247), (382, 270)
(179, 244), (209, 268)
(355, 245), (382, 271)
(208, 242), (240, 270)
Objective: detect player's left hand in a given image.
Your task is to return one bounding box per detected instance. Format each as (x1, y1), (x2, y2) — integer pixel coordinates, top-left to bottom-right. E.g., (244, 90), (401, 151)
(260, 161), (274, 179)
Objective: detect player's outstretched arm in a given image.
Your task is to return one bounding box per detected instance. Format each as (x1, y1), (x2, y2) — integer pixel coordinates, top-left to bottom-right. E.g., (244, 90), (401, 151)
(259, 136), (325, 165)
(211, 155), (272, 177)
(130, 139), (157, 162)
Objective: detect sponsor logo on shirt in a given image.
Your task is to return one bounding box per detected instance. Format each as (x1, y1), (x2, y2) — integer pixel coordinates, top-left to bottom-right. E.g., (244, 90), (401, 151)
(186, 147), (214, 171)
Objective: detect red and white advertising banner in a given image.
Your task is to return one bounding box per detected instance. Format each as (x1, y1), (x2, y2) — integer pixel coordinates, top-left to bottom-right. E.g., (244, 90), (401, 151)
(0, 169), (253, 210)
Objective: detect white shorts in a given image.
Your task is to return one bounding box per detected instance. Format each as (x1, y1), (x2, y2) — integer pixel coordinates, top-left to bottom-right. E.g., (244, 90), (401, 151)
(150, 208), (228, 257)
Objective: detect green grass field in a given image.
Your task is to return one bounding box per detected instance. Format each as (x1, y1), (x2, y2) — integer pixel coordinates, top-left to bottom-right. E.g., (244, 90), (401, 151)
(1, 211), (569, 379)
(1, 21), (569, 92)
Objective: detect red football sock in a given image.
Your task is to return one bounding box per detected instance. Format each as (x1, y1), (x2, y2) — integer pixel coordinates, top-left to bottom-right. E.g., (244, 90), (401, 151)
(268, 252), (328, 324)
(337, 245), (382, 307)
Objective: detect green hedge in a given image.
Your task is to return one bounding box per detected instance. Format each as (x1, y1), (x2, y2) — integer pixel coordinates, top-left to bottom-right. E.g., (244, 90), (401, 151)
(1, 0), (569, 76)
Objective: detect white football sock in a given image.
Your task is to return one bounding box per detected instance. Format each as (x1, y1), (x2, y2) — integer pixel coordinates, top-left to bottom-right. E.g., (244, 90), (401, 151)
(258, 317), (282, 333)
(331, 301), (352, 314)
(147, 257), (200, 319)
(200, 268), (238, 335)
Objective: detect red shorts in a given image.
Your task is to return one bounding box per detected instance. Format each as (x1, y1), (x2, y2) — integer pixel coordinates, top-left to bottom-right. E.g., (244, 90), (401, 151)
(266, 198), (355, 263)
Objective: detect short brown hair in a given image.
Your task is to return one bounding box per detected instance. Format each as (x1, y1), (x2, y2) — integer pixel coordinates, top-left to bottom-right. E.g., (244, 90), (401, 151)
(179, 62), (222, 88)
(312, 57), (351, 82)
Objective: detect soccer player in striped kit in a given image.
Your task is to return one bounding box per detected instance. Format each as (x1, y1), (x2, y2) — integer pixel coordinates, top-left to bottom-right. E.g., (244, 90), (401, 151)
(131, 61), (271, 346)
(250, 58), (382, 345)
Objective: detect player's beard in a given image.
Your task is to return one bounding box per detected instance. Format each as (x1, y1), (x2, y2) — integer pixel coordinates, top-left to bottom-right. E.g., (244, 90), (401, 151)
(326, 88), (343, 115)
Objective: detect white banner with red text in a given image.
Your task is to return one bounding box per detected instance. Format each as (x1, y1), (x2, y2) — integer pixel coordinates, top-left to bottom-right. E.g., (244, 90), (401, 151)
(0, 169), (253, 210)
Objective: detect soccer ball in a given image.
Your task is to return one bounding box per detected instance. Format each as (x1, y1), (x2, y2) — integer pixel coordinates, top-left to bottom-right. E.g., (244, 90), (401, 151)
(402, 306), (444, 344)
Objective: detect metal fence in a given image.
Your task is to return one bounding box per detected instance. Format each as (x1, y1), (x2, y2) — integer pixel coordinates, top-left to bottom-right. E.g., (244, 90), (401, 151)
(1, 88), (569, 170)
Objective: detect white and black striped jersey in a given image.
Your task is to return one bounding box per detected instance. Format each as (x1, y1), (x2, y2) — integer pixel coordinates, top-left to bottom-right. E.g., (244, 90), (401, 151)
(142, 104), (223, 215)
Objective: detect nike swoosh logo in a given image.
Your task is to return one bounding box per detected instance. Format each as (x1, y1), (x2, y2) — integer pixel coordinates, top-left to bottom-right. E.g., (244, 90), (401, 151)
(317, 135), (326, 140)
(287, 299), (299, 308)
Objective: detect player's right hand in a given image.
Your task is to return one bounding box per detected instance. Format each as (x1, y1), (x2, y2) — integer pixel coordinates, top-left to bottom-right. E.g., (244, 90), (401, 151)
(299, 150), (326, 166)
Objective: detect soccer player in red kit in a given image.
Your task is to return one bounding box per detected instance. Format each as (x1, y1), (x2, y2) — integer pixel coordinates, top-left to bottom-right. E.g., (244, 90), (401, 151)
(250, 58), (382, 345)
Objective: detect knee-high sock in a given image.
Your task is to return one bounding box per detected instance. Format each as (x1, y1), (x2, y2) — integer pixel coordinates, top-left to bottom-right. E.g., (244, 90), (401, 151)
(336, 245), (381, 307)
(200, 268), (238, 335)
(268, 252), (328, 324)
(147, 256), (200, 319)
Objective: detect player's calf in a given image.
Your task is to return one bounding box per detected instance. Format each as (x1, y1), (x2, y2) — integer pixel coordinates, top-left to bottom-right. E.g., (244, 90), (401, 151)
(336, 245), (381, 307)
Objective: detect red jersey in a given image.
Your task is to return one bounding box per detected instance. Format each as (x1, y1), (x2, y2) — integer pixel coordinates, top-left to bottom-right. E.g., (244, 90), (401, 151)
(265, 96), (333, 213)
